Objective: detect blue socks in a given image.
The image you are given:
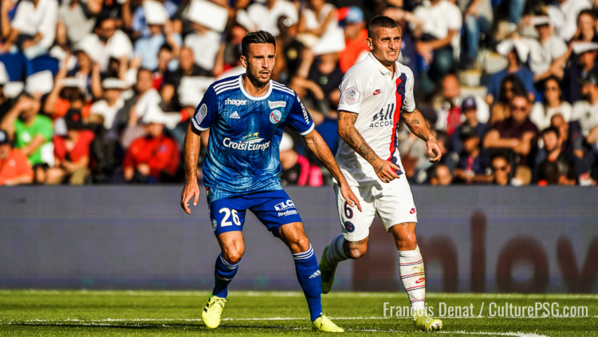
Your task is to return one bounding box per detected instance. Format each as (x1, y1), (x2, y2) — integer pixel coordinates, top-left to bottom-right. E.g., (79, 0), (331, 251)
(212, 246), (323, 322)
(293, 244), (323, 321)
(212, 253), (240, 298)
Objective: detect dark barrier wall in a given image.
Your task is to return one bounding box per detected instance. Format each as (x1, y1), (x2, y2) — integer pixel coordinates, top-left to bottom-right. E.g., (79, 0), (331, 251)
(0, 186), (597, 293)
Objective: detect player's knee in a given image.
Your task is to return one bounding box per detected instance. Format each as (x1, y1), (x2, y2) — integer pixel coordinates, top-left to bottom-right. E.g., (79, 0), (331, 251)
(345, 242), (368, 259)
(222, 248), (245, 264)
(292, 236), (311, 253)
(397, 233), (417, 250)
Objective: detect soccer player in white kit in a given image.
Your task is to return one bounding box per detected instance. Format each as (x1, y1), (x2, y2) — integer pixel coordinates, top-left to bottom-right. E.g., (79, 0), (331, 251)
(319, 15), (444, 332)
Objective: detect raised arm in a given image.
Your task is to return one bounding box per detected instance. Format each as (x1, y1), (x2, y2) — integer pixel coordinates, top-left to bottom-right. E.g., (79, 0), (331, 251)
(180, 124), (202, 214)
(401, 109), (442, 162)
(302, 129), (361, 211)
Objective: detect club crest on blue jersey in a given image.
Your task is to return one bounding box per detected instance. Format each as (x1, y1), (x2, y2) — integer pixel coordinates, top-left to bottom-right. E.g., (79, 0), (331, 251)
(212, 219), (218, 231)
(197, 103), (208, 123)
(269, 110), (282, 124)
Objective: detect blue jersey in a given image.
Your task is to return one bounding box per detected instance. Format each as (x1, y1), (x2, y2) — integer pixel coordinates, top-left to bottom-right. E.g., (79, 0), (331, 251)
(191, 75), (314, 202)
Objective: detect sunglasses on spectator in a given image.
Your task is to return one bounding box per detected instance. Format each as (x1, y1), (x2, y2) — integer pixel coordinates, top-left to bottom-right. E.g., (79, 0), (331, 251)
(511, 105), (527, 111)
(492, 165), (508, 172)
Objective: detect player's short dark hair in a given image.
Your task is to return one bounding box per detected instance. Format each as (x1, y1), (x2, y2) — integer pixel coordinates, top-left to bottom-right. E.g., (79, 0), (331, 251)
(541, 126), (560, 139)
(241, 30), (276, 57)
(367, 15), (399, 38)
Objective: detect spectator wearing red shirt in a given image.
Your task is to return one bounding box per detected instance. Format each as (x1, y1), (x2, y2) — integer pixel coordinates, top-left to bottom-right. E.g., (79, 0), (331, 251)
(47, 109), (95, 184)
(123, 109), (179, 183)
(0, 129), (33, 186)
(338, 6), (368, 73)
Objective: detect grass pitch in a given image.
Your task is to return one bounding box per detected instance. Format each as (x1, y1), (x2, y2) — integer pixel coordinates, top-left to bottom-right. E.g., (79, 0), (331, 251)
(0, 290), (596, 336)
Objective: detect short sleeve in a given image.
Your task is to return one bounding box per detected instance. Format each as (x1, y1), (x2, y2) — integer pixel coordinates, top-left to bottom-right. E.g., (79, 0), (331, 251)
(402, 67), (416, 112)
(487, 73), (501, 100)
(551, 37), (568, 60)
(447, 4), (462, 30)
(10, 2), (29, 32)
(38, 116), (54, 142)
(286, 96), (314, 136)
(191, 86), (218, 133)
(337, 69), (364, 114)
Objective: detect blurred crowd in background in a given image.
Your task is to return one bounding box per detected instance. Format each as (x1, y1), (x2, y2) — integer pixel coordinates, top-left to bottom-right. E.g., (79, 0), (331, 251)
(0, 0), (598, 186)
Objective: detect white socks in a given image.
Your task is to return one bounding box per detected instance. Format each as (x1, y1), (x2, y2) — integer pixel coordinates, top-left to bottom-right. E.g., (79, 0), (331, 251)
(399, 245), (426, 312)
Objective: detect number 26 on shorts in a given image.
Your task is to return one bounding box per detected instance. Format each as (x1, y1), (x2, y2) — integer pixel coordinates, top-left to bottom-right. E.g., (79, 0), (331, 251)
(219, 208), (241, 227)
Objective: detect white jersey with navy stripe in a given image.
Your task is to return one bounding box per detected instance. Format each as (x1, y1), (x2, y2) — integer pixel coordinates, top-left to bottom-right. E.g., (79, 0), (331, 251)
(336, 53), (416, 186)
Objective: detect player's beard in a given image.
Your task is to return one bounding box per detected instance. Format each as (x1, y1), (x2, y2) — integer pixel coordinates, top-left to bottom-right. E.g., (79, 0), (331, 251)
(247, 66), (271, 90)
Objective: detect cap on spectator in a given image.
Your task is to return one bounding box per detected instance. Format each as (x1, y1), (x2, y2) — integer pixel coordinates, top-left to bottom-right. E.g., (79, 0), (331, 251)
(0, 129), (9, 145)
(64, 109), (85, 130)
(532, 16), (550, 26)
(459, 125), (477, 140)
(142, 105), (168, 124)
(461, 96), (477, 111)
(343, 6), (364, 24)
(144, 0), (169, 25)
(496, 39), (529, 62)
(0, 62), (8, 85)
(580, 71), (598, 86)
(61, 77), (82, 88)
(102, 78), (127, 90)
(572, 42), (598, 55)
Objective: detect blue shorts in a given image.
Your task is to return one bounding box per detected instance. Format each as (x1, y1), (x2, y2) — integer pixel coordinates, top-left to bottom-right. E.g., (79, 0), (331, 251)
(208, 189), (302, 237)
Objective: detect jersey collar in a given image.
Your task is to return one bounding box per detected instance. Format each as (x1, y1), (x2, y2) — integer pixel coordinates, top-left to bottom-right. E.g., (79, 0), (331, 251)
(367, 52), (401, 79)
(239, 74), (273, 100)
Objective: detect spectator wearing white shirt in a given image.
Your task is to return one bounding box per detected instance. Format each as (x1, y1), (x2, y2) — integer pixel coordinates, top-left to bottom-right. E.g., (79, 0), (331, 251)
(77, 17), (134, 72)
(297, 0), (337, 42)
(131, 0), (181, 72)
(571, 71), (598, 139)
(183, 5), (221, 75)
(530, 76), (572, 131)
(56, 0), (102, 47)
(412, 0), (462, 90)
(247, 0), (298, 37)
(90, 78), (127, 131)
(3, 0), (58, 58)
(547, 0), (592, 42)
(524, 16), (568, 83)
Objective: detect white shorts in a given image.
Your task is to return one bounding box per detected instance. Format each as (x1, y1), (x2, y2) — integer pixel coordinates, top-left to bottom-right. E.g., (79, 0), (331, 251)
(334, 176), (418, 242)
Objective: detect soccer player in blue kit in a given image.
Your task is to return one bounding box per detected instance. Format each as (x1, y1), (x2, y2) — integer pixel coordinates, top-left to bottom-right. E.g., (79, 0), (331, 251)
(180, 31), (361, 332)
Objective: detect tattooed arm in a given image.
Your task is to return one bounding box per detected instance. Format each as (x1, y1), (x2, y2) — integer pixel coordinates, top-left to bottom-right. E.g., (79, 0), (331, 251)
(338, 110), (401, 182)
(180, 124), (202, 214)
(401, 109), (442, 162)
